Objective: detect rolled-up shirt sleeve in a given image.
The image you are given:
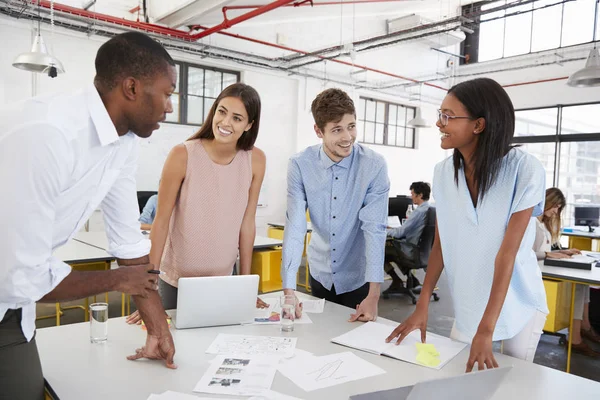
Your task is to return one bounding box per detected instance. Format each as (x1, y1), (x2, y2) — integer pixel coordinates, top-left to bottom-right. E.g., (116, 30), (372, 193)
(0, 124), (72, 306)
(100, 136), (150, 260)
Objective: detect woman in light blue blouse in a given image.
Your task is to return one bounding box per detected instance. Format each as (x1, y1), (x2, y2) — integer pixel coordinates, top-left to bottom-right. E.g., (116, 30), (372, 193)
(386, 78), (549, 372)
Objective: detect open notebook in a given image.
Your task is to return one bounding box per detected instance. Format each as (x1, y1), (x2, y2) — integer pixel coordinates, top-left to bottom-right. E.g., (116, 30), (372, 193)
(331, 321), (467, 370)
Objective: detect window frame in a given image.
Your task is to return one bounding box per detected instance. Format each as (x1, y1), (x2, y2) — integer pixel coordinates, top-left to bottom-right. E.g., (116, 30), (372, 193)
(460, 0), (599, 65)
(164, 61), (241, 126)
(358, 97), (417, 149)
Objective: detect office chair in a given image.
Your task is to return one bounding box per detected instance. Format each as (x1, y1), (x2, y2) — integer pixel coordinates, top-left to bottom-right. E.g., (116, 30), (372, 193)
(383, 206), (440, 305)
(137, 191), (158, 213)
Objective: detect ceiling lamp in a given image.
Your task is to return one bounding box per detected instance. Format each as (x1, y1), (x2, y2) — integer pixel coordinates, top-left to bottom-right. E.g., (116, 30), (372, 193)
(566, 47), (600, 88)
(12, 0), (64, 78)
(407, 108), (431, 128)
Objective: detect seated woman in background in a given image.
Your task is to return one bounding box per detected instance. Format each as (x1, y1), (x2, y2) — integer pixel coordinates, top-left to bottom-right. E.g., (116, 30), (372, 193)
(127, 82), (267, 324)
(139, 193), (157, 231)
(534, 187), (600, 356)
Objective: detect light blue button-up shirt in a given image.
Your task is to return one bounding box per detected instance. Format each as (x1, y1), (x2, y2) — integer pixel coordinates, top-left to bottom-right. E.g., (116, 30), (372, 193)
(139, 194), (157, 224)
(387, 201), (430, 245)
(281, 144), (390, 294)
(433, 148), (549, 341)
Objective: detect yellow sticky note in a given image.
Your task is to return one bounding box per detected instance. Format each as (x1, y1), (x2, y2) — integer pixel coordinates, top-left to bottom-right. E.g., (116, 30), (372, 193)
(416, 342), (440, 357)
(415, 343), (441, 367)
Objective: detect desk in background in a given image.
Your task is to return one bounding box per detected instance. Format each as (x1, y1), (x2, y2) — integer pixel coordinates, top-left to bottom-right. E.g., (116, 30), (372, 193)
(561, 229), (600, 251)
(36, 294), (600, 400)
(75, 231), (284, 293)
(540, 260), (600, 373)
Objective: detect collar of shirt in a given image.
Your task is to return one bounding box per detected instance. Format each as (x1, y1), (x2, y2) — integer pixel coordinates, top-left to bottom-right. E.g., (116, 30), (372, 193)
(86, 84), (120, 147)
(318, 144), (354, 170)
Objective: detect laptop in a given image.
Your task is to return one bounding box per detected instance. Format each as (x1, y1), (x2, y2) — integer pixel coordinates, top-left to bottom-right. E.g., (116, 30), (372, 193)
(350, 366), (512, 400)
(170, 275), (259, 329)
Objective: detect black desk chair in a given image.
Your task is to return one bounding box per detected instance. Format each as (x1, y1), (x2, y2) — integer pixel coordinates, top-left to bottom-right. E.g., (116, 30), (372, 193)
(383, 206), (440, 304)
(137, 191), (157, 214)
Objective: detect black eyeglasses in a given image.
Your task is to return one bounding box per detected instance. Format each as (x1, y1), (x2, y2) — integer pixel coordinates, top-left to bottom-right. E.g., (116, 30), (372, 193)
(437, 110), (474, 126)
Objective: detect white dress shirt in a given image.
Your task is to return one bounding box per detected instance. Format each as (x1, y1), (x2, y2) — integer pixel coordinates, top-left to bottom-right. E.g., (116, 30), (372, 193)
(0, 85), (150, 341)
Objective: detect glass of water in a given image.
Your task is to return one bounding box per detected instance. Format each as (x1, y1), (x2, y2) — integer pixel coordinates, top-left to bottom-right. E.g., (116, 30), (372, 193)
(280, 295), (297, 332)
(90, 302), (108, 343)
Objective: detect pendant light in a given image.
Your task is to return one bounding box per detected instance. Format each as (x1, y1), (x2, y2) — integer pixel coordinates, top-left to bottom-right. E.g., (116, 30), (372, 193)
(566, 3), (600, 87)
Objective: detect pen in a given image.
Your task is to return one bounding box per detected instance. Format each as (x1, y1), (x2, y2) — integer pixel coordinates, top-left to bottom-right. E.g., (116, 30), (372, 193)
(148, 270), (165, 275)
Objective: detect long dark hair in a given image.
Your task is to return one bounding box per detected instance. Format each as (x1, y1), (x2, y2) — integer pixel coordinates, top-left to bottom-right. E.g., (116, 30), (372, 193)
(448, 78), (516, 201)
(189, 83), (261, 151)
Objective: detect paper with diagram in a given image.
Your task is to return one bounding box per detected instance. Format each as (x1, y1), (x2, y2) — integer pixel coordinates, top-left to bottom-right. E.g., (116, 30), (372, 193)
(193, 355), (278, 396)
(205, 334), (297, 358)
(254, 297), (313, 324)
(331, 321), (467, 370)
(277, 351), (385, 392)
(300, 298), (325, 314)
(147, 391), (226, 400)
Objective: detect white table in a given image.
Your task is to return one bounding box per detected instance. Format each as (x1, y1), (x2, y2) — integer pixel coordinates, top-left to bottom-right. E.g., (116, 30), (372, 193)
(36, 297), (600, 400)
(539, 260), (600, 373)
(74, 231), (282, 251)
(53, 239), (113, 264)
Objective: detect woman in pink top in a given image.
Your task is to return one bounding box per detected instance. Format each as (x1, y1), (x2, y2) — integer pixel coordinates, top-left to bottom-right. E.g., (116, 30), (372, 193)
(127, 83), (267, 324)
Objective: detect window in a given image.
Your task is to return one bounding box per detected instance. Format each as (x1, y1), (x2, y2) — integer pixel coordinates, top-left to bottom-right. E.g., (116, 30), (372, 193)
(512, 102), (600, 227)
(461, 0), (598, 64)
(166, 61), (240, 125)
(357, 98), (416, 148)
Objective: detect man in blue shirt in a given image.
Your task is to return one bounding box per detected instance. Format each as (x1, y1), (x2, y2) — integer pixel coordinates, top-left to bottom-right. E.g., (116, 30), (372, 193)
(384, 182), (431, 295)
(139, 194), (158, 231)
(281, 88), (390, 321)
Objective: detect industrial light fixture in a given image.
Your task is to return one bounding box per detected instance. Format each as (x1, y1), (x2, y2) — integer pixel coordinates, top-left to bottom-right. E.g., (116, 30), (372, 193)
(566, 47), (600, 88)
(407, 108), (431, 128)
(12, 0), (64, 78)
(567, 4), (600, 87)
(407, 84), (431, 128)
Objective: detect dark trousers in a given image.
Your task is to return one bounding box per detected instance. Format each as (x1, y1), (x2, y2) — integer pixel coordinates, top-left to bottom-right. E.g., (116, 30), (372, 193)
(309, 276), (370, 310)
(0, 309), (44, 400)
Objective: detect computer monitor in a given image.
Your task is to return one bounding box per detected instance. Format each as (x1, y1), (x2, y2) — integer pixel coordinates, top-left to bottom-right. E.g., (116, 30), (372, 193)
(389, 195), (413, 219)
(574, 206), (600, 232)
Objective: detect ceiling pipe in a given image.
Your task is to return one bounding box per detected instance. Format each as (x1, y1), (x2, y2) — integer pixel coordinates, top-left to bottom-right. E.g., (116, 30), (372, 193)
(223, 0), (409, 12)
(196, 0), (297, 40)
(34, 0), (446, 90)
(36, 0), (297, 40)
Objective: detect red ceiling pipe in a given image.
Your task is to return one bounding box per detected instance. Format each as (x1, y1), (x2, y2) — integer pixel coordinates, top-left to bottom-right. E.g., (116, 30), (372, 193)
(502, 76), (569, 88)
(36, 1), (446, 90)
(194, 0), (297, 39)
(223, 0), (408, 12)
(191, 25), (447, 90)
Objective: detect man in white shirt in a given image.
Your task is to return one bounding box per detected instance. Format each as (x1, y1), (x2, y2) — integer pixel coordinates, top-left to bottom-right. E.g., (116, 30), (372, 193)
(0, 32), (177, 399)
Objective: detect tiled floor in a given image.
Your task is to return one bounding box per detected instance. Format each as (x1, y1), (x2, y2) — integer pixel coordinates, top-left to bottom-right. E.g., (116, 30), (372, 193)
(36, 267), (600, 382)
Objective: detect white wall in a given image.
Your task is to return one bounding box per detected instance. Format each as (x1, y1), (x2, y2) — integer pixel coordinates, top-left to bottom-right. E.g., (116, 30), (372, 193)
(1, 14), (448, 233)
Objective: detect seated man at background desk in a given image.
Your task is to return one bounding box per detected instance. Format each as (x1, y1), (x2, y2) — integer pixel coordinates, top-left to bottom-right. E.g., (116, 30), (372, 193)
(384, 182), (431, 296)
(139, 193), (158, 231)
(0, 32), (177, 399)
(281, 88), (389, 322)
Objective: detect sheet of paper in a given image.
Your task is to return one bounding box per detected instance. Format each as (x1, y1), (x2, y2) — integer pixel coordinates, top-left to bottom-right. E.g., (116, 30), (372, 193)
(387, 216), (401, 228)
(582, 251), (600, 260)
(300, 298), (325, 314)
(205, 334), (297, 358)
(563, 254), (597, 264)
(147, 390), (226, 399)
(254, 297), (313, 324)
(249, 390), (304, 400)
(278, 351), (385, 392)
(193, 355), (278, 396)
(330, 321), (392, 355)
(331, 321), (467, 370)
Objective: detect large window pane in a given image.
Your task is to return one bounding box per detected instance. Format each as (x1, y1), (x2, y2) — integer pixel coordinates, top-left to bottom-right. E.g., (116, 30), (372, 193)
(557, 141), (600, 227)
(188, 67), (204, 96)
(204, 70), (222, 98)
(514, 108), (557, 136)
(364, 122), (375, 143)
(365, 100), (376, 122)
(561, 0), (596, 47)
(204, 98), (216, 123)
(479, 19), (505, 61)
(223, 73), (237, 89)
(531, 1), (562, 52)
(187, 95), (204, 125)
(388, 104), (398, 126)
(396, 127), (406, 147)
(165, 94), (180, 123)
(503, 2), (532, 57)
(561, 104), (600, 134)
(376, 102), (386, 123)
(375, 123), (385, 144)
(519, 142), (556, 186)
(405, 128), (415, 148)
